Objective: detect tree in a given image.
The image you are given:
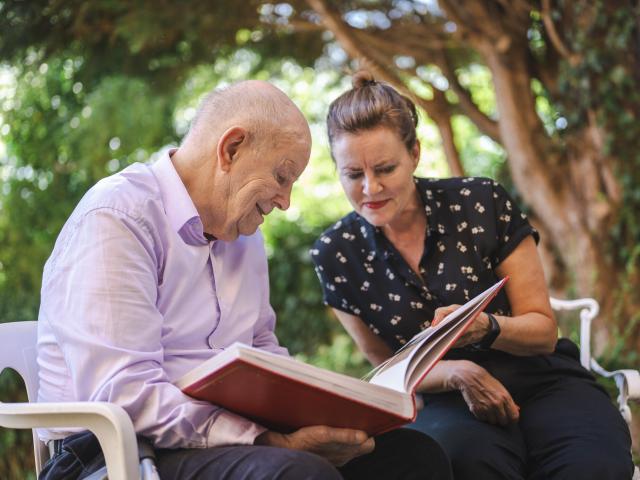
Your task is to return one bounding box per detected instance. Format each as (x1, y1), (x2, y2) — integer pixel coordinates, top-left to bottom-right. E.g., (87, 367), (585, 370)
(2, 0), (637, 353)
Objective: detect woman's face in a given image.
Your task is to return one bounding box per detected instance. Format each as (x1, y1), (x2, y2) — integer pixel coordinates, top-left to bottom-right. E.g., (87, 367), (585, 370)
(332, 126), (420, 228)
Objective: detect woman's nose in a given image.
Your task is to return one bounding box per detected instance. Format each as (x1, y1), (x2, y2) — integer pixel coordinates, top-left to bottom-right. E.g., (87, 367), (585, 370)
(362, 174), (381, 196)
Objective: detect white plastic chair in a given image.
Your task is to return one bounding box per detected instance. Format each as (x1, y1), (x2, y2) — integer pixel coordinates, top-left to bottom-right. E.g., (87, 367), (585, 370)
(550, 297), (640, 479)
(0, 321), (142, 479)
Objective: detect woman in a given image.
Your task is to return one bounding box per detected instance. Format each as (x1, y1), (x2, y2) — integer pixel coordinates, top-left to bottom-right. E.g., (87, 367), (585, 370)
(310, 71), (633, 480)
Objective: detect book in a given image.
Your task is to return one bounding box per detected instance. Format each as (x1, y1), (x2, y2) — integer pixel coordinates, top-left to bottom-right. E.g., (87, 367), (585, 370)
(176, 277), (508, 435)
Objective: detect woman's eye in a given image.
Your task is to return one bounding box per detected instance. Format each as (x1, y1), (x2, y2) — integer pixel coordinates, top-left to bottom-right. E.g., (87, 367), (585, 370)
(276, 173), (287, 185)
(377, 165), (397, 174)
(346, 172), (363, 180)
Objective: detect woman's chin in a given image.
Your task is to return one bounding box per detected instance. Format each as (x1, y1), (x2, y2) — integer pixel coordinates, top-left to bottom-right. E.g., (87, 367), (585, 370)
(358, 210), (390, 227)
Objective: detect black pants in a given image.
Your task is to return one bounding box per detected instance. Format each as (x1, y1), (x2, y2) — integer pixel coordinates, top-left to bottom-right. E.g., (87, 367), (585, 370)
(411, 343), (634, 480)
(39, 428), (453, 480)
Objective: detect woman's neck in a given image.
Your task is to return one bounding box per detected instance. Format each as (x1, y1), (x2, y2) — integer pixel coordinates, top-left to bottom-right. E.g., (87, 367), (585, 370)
(382, 188), (426, 242)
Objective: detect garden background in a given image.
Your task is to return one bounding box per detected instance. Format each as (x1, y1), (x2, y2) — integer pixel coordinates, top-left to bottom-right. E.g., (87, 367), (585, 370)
(0, 1), (638, 477)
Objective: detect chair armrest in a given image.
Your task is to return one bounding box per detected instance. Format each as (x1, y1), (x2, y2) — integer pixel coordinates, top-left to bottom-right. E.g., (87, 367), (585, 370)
(589, 363), (640, 424)
(0, 401), (141, 480)
(550, 297), (640, 425)
(550, 297), (598, 370)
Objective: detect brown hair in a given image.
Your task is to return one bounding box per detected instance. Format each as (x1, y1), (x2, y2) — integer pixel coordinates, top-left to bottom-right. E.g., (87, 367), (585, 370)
(327, 70), (419, 157)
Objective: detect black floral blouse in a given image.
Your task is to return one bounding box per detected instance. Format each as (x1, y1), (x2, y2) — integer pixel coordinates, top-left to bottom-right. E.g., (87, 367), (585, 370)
(310, 177), (539, 352)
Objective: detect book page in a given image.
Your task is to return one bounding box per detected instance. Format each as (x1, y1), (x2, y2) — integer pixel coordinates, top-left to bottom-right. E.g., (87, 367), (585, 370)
(367, 277), (507, 393)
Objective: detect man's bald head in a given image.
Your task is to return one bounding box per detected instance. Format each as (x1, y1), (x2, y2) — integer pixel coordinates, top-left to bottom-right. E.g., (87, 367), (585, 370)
(184, 80), (310, 151)
(172, 80), (311, 241)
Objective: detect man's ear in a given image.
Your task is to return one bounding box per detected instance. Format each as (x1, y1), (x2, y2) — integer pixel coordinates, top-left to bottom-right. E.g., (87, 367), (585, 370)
(217, 126), (247, 173)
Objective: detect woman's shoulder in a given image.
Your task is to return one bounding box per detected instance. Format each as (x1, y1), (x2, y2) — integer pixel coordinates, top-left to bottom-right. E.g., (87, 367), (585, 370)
(416, 176), (503, 207)
(417, 176), (497, 192)
(310, 211), (367, 262)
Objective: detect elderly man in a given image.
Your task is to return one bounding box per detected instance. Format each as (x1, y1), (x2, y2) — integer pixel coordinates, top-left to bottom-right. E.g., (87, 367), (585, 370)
(36, 81), (452, 480)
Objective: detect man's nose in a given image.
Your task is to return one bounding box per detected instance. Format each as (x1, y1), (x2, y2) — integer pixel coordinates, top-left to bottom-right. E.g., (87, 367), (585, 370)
(274, 185), (292, 211)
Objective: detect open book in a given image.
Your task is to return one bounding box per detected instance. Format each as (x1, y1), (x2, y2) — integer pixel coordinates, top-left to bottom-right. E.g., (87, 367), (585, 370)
(176, 277), (507, 435)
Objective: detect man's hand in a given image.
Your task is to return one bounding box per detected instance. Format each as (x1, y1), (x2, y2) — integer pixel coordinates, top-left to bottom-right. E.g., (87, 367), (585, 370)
(432, 305), (491, 347)
(446, 360), (520, 426)
(254, 426), (375, 466)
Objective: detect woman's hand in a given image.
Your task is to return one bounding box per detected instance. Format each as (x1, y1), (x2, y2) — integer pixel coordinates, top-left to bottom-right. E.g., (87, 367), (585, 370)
(432, 305), (491, 347)
(255, 426), (375, 466)
(446, 360), (520, 426)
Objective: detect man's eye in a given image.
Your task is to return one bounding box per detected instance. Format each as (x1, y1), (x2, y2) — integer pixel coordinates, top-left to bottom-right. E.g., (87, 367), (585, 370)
(276, 173), (287, 185)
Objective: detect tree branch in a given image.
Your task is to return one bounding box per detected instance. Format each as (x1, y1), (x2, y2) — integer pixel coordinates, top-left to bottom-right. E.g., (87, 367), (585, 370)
(305, 0), (465, 176)
(541, 0), (582, 66)
(434, 51), (501, 142)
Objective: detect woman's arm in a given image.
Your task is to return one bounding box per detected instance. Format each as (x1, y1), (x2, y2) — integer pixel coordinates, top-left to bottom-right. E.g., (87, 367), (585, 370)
(333, 307), (521, 425)
(331, 308), (394, 366)
(433, 236), (557, 355)
(334, 305), (525, 426)
(492, 235), (557, 355)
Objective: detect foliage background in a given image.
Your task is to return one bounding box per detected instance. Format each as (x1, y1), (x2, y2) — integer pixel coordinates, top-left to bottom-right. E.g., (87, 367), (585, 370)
(0, 1), (638, 477)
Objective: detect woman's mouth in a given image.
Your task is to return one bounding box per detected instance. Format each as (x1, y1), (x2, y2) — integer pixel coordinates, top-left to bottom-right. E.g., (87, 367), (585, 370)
(363, 200), (389, 210)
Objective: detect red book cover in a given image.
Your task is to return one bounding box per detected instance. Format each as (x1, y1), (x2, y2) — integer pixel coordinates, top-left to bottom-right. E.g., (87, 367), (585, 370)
(176, 277), (507, 436)
(180, 356), (414, 435)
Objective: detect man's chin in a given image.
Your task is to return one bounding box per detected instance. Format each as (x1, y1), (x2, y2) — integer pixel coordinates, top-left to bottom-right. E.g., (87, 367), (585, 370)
(237, 221), (261, 237)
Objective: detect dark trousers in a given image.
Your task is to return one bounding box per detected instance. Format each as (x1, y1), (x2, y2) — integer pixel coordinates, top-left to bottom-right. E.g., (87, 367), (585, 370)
(39, 428), (453, 480)
(410, 350), (634, 480)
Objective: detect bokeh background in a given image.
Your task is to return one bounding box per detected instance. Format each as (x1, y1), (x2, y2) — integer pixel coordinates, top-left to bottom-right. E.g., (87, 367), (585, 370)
(1, 1), (638, 477)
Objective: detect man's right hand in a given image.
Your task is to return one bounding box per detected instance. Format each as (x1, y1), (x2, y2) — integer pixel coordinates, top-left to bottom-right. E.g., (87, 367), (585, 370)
(254, 426), (375, 466)
(446, 360), (520, 426)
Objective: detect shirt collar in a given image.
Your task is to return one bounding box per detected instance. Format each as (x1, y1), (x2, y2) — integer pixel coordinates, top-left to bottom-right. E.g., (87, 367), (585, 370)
(150, 148), (209, 246)
(414, 177), (449, 236)
(357, 177), (449, 258)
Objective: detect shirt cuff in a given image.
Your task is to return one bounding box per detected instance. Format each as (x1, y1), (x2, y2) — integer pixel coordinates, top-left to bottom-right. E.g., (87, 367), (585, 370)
(206, 410), (267, 447)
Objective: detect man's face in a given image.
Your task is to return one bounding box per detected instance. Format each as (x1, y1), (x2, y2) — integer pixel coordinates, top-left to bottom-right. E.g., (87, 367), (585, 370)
(221, 135), (310, 240)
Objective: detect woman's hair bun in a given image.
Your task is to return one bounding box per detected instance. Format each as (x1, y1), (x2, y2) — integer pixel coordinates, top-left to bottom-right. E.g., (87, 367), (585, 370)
(352, 70), (376, 89)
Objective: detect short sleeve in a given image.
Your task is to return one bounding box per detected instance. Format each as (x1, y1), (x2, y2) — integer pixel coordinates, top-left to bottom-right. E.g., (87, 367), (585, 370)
(309, 235), (352, 313)
(491, 182), (539, 266)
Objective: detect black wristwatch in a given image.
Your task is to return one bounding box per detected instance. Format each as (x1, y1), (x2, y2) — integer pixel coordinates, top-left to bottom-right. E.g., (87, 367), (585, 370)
(474, 313), (500, 350)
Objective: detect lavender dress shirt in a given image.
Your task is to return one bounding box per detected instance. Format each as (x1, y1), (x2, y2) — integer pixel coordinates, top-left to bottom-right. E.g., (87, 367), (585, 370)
(37, 149), (288, 448)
